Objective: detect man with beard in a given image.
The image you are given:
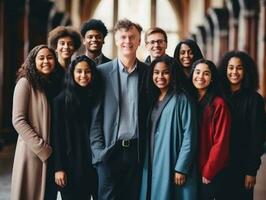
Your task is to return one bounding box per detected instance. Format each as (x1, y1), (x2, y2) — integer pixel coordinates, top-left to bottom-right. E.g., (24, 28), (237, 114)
(80, 19), (111, 65)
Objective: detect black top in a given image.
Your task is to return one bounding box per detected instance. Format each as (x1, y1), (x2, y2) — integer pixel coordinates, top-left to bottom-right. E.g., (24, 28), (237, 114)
(228, 89), (266, 176)
(52, 88), (94, 194)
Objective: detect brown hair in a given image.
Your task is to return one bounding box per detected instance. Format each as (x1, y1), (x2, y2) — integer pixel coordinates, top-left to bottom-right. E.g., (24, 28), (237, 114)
(144, 27), (168, 43)
(16, 45), (58, 90)
(114, 19), (142, 34)
(48, 26), (81, 51)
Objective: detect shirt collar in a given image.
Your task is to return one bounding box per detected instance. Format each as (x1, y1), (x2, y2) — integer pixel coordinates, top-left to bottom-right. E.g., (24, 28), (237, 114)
(118, 59), (138, 74)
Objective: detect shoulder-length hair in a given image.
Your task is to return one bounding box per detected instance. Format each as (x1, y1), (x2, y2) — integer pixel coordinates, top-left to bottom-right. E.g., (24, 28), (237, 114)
(217, 50), (259, 93)
(189, 59), (222, 105)
(16, 44), (58, 91)
(173, 39), (203, 67)
(147, 55), (187, 105)
(64, 55), (100, 108)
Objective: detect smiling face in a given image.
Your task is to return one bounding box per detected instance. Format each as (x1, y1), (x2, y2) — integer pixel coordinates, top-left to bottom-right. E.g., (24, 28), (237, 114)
(146, 32), (167, 60)
(56, 36), (75, 60)
(83, 30), (104, 53)
(152, 62), (171, 94)
(226, 57), (244, 91)
(192, 63), (212, 97)
(115, 26), (141, 57)
(35, 48), (55, 77)
(179, 43), (194, 68)
(73, 61), (92, 87)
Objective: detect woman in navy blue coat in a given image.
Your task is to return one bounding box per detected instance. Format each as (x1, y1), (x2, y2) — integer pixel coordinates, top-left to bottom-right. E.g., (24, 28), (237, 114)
(52, 55), (100, 200)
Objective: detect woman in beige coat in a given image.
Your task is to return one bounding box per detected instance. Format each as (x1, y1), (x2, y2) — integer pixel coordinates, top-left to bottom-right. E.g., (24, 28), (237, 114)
(11, 45), (58, 200)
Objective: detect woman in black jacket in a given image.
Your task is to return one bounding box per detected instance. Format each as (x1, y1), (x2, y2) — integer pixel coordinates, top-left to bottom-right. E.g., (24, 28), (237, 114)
(52, 55), (100, 200)
(218, 51), (266, 200)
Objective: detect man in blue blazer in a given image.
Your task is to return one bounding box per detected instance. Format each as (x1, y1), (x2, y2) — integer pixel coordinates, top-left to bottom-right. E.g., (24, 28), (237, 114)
(90, 19), (148, 200)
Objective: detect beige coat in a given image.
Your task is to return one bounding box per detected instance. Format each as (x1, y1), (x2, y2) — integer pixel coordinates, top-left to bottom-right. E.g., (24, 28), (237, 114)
(11, 78), (52, 200)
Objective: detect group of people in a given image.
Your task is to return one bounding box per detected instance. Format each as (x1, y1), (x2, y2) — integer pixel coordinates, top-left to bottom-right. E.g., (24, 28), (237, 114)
(10, 18), (266, 200)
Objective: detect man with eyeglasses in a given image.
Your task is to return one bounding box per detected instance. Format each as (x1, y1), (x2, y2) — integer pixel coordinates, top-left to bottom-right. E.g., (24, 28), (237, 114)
(144, 27), (170, 64)
(80, 19), (111, 65)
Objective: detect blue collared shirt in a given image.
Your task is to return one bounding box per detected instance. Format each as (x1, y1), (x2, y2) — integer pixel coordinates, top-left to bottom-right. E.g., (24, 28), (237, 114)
(117, 59), (139, 140)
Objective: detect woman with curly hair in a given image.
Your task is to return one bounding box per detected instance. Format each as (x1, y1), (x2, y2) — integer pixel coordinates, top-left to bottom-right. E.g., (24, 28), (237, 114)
(48, 26), (81, 86)
(11, 45), (58, 200)
(52, 55), (100, 199)
(218, 51), (266, 200)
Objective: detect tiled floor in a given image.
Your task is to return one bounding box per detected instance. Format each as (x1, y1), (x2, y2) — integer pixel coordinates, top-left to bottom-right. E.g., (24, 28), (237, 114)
(0, 144), (62, 200)
(0, 144), (266, 200)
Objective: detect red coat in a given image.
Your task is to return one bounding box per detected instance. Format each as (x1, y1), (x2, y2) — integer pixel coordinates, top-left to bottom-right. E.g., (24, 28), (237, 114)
(198, 96), (231, 181)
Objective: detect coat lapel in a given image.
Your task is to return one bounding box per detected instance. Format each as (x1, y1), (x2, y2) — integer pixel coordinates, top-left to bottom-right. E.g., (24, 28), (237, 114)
(109, 59), (119, 101)
(153, 90), (174, 127)
(150, 90), (174, 162)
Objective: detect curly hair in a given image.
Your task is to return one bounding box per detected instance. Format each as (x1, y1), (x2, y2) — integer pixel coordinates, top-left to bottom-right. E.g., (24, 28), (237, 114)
(16, 45), (58, 91)
(217, 50), (259, 92)
(80, 19), (108, 38)
(48, 26), (81, 50)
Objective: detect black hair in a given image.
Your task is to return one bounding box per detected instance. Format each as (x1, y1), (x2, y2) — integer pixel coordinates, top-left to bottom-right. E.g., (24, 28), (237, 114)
(64, 55), (100, 115)
(217, 50), (259, 93)
(80, 19), (108, 38)
(173, 39), (204, 74)
(189, 59), (222, 106)
(147, 55), (188, 105)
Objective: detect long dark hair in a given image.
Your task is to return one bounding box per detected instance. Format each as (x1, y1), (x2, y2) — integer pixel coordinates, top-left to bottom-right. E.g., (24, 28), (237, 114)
(173, 39), (203, 68)
(16, 45), (58, 91)
(147, 55), (187, 105)
(64, 55), (100, 114)
(189, 59), (222, 106)
(217, 50), (259, 94)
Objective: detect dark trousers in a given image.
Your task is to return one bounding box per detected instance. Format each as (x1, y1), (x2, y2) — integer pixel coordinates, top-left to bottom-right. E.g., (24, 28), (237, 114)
(96, 140), (140, 200)
(226, 166), (254, 200)
(199, 168), (229, 200)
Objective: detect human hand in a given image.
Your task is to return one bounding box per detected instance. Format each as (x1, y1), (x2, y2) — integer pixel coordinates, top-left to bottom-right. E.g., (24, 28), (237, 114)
(202, 176), (211, 184)
(245, 175), (256, 190)
(55, 171), (67, 188)
(174, 172), (186, 186)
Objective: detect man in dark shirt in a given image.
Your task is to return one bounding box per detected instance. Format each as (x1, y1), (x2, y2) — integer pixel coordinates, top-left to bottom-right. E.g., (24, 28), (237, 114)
(80, 19), (111, 64)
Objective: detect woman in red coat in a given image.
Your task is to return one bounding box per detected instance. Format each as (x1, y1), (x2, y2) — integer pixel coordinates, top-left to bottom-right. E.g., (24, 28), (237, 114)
(189, 59), (231, 200)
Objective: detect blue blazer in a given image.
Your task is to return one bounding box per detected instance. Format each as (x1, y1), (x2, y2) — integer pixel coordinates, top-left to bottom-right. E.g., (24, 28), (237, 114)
(90, 58), (148, 164)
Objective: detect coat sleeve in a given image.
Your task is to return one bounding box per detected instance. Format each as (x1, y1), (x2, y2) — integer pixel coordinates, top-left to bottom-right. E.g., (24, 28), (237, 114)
(12, 78), (52, 162)
(202, 101), (231, 180)
(52, 95), (67, 171)
(90, 95), (105, 164)
(174, 95), (197, 174)
(245, 93), (266, 176)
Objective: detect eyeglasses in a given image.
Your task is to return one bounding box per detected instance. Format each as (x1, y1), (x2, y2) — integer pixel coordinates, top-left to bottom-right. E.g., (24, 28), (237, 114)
(146, 39), (165, 45)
